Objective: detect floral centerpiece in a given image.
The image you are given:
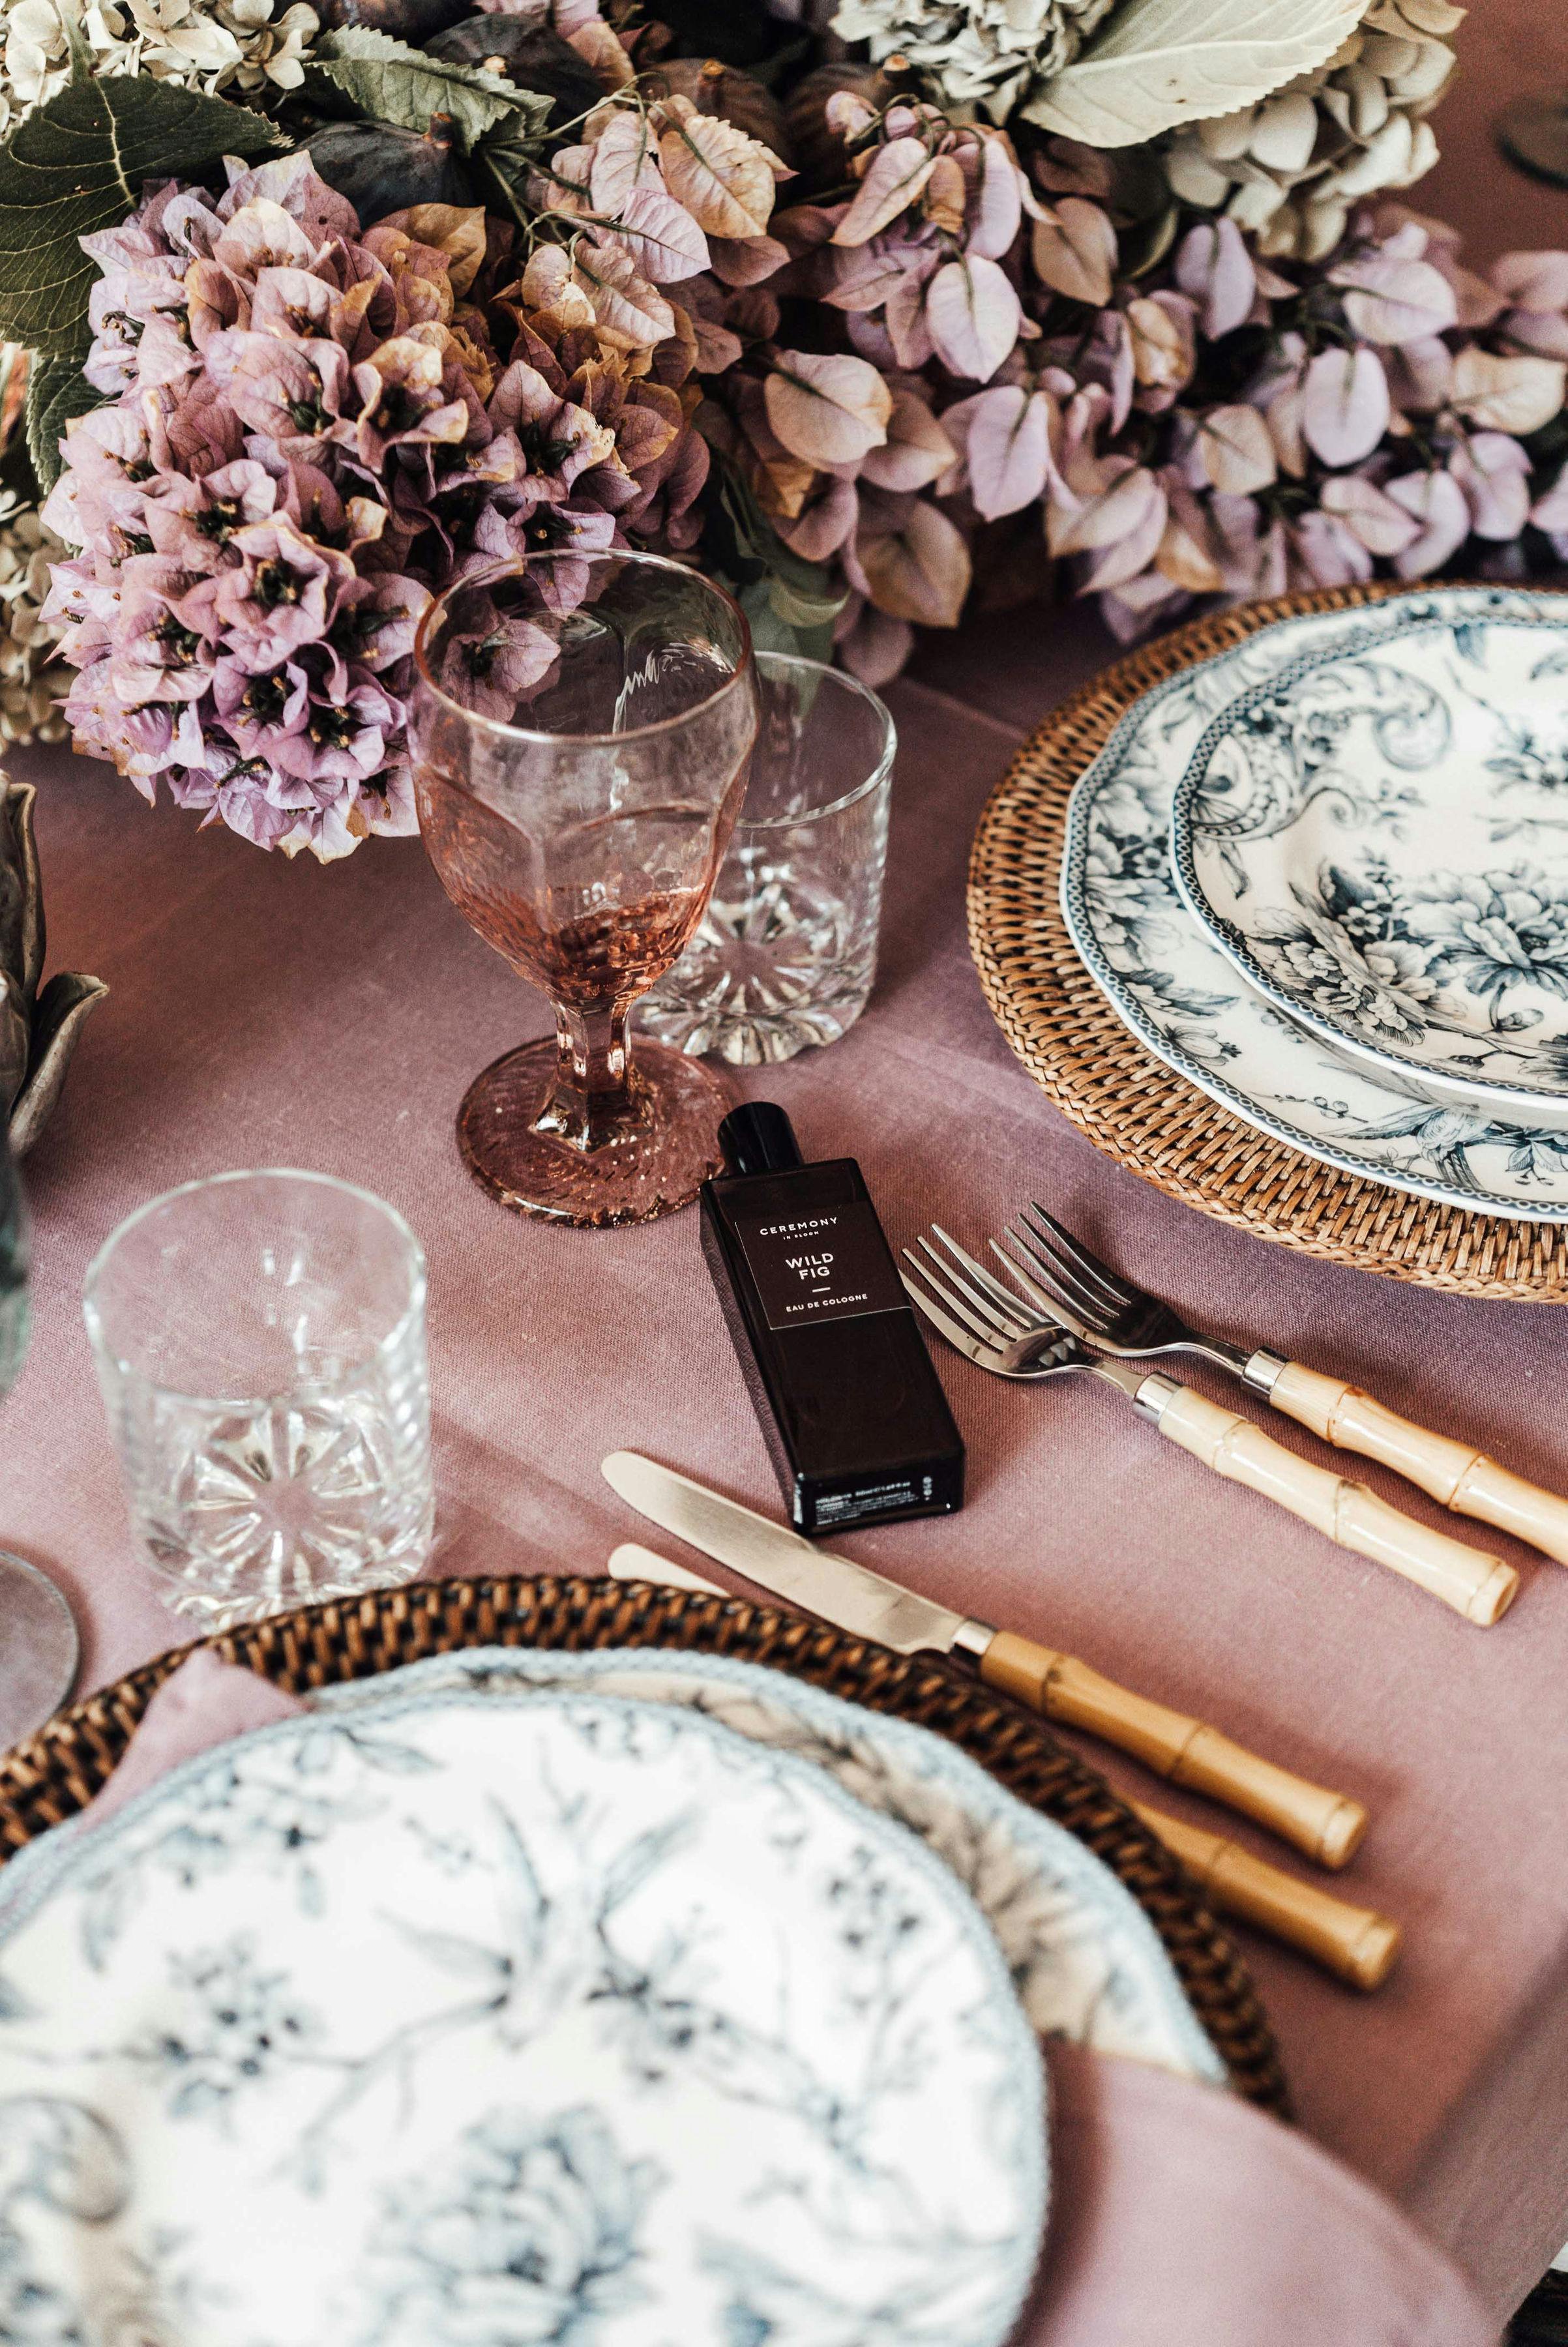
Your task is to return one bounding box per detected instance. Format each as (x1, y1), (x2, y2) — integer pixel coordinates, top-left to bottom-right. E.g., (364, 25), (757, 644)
(0, 0), (1565, 857)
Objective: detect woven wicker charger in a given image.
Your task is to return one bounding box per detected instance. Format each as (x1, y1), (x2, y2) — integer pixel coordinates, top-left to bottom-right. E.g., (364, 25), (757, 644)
(969, 578), (1568, 1300)
(0, 1572), (1287, 2114)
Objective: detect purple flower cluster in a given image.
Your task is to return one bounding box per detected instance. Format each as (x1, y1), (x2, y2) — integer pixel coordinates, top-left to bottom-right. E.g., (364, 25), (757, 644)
(42, 155), (679, 859)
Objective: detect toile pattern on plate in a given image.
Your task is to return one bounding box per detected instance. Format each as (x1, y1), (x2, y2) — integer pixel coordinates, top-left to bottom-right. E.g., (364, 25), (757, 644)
(301, 1644), (1226, 2086)
(1171, 605), (1568, 1123)
(1061, 587), (1568, 1218)
(0, 1690), (1046, 2347)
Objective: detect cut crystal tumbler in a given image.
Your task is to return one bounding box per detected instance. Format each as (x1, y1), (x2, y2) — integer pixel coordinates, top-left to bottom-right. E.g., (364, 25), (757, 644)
(640, 655), (895, 1065)
(83, 1171), (433, 1626)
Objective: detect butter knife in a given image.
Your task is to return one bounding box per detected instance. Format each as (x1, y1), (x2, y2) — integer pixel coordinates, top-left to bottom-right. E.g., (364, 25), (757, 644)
(607, 1538), (1400, 1990)
(600, 1452), (1367, 1870)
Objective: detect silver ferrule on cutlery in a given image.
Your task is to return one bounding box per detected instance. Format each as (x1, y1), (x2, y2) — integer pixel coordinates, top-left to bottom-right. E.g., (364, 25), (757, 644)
(605, 1535), (1398, 1989)
(600, 1453), (1367, 1870)
(902, 1226), (1520, 1629)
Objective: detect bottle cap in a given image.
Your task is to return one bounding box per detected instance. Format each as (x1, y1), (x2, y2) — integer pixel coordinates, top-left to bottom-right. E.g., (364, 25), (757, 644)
(718, 1102), (805, 1177)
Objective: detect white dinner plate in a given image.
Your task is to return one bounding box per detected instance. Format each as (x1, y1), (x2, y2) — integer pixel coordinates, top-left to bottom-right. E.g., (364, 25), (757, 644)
(1061, 586), (1568, 1220)
(1170, 600), (1568, 1127)
(303, 1644), (1226, 2085)
(0, 1689), (1046, 2347)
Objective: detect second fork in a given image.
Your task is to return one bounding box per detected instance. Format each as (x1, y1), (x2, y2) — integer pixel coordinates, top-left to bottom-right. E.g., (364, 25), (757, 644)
(904, 1229), (1520, 1631)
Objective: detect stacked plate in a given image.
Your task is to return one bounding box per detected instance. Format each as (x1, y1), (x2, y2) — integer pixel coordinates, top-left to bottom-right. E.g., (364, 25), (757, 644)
(0, 1647), (1226, 2345)
(1061, 586), (1568, 1221)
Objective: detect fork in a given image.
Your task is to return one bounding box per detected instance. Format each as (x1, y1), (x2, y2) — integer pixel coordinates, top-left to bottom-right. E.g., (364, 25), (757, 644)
(999, 1205), (1568, 1572)
(902, 1228), (1518, 1629)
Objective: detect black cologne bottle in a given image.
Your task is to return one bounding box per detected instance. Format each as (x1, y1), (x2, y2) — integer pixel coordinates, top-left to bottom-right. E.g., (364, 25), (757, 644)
(700, 1102), (964, 1534)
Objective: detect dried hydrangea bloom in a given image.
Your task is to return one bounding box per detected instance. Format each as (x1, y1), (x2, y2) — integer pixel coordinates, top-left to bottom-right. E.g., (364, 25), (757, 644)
(0, 496), (69, 746)
(0, 0), (318, 133)
(1160, 0), (1463, 261)
(829, 0), (1114, 123)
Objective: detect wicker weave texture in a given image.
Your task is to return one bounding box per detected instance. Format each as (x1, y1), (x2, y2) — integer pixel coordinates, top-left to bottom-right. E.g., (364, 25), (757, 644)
(0, 1575), (1288, 2113)
(968, 582), (1568, 1300)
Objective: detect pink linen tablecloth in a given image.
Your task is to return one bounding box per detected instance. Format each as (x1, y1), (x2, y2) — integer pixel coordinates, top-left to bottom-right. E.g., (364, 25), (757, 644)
(5, 22), (1568, 2335)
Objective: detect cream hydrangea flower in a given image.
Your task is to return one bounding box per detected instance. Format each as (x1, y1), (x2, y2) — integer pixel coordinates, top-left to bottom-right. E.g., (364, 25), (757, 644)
(1161, 0), (1463, 261)
(1, 0), (318, 134)
(0, 495), (68, 746)
(829, 0), (1116, 123)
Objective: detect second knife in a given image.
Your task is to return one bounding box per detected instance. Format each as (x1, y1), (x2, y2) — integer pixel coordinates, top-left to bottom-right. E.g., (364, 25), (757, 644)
(600, 1450), (1367, 1869)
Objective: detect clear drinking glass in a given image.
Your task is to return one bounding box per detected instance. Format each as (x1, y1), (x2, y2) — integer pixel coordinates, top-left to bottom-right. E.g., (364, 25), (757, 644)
(410, 552), (760, 1226)
(83, 1171), (434, 1628)
(640, 655), (896, 1065)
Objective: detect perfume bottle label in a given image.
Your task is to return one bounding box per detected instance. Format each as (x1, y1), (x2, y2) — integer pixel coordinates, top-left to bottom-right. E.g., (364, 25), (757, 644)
(733, 1202), (908, 1331)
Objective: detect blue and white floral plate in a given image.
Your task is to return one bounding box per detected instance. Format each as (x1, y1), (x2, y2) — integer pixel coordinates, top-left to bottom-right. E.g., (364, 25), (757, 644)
(0, 1689), (1046, 2347)
(1061, 587), (1568, 1220)
(303, 1645), (1226, 2085)
(1171, 601), (1568, 1130)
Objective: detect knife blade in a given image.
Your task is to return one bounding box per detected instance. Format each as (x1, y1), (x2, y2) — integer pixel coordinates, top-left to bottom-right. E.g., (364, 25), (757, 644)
(600, 1450), (979, 1661)
(600, 1450), (1368, 1872)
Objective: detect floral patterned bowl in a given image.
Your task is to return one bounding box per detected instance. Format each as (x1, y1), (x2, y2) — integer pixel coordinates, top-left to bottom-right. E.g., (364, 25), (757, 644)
(1170, 597), (1568, 1131)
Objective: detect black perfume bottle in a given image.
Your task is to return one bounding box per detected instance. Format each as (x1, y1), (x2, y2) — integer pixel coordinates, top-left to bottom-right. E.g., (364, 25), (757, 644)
(700, 1102), (964, 1534)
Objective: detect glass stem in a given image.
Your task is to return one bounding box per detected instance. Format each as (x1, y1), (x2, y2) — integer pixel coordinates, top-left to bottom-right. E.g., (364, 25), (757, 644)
(535, 999), (641, 1151)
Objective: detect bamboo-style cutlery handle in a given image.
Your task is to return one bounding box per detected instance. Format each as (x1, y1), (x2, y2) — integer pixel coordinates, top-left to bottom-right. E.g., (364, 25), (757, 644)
(1146, 1381), (1519, 1627)
(610, 1546), (1368, 1872)
(979, 1631), (1364, 1866)
(1137, 1805), (1401, 1991)
(1267, 1361), (1568, 1569)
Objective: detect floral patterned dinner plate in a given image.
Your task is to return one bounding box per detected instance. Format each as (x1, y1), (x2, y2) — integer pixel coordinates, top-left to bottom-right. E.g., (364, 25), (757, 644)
(301, 1644), (1226, 2086)
(0, 1690), (1046, 2347)
(1061, 587), (1568, 1220)
(1170, 604), (1568, 1128)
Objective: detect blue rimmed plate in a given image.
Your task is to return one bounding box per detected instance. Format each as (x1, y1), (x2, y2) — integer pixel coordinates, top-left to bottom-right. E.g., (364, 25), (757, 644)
(1061, 587), (1568, 1220)
(1170, 600), (1568, 1130)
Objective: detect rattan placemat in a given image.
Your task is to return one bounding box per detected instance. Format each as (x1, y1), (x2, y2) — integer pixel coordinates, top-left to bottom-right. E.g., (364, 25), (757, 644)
(0, 1573), (1287, 2112)
(968, 580), (1568, 1300)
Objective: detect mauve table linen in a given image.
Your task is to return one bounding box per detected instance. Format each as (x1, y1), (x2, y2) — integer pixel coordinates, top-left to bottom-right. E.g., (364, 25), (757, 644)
(7, 27), (1568, 2331)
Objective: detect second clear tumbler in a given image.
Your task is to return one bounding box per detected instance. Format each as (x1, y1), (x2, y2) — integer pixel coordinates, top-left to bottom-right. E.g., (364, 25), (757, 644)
(641, 654), (896, 1066)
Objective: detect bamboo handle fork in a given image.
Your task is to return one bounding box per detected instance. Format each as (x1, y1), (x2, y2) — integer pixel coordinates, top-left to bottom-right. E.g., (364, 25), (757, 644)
(903, 1228), (1518, 1629)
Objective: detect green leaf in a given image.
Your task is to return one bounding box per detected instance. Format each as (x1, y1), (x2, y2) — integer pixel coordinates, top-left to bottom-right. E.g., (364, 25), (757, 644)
(25, 352), (102, 494)
(308, 27), (551, 156)
(737, 577), (836, 664)
(1023, 0), (1365, 147)
(0, 79), (286, 357)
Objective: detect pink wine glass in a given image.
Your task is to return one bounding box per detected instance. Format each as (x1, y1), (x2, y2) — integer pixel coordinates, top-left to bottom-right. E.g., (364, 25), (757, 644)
(411, 552), (759, 1225)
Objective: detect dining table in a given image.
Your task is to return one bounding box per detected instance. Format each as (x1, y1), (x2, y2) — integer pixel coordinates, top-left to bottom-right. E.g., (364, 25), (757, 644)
(7, 26), (1568, 2341)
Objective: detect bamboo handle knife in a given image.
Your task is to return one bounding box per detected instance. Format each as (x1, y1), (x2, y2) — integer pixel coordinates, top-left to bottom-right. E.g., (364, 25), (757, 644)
(608, 1543), (1366, 1870)
(1137, 1805), (1401, 1992)
(606, 1548), (1387, 1978)
(1267, 1361), (1568, 1569)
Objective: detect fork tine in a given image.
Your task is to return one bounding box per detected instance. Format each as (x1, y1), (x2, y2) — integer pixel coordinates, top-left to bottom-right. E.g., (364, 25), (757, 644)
(1025, 1205), (1138, 1311)
(1004, 1218), (1113, 1329)
(900, 1264), (983, 1358)
(905, 1243), (1011, 1348)
(926, 1226), (1039, 1335)
(990, 1234), (1094, 1336)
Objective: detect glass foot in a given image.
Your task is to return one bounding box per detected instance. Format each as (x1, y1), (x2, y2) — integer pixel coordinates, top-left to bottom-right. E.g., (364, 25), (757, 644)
(0, 1550), (79, 1747)
(457, 1037), (731, 1225)
(1497, 95), (1568, 186)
